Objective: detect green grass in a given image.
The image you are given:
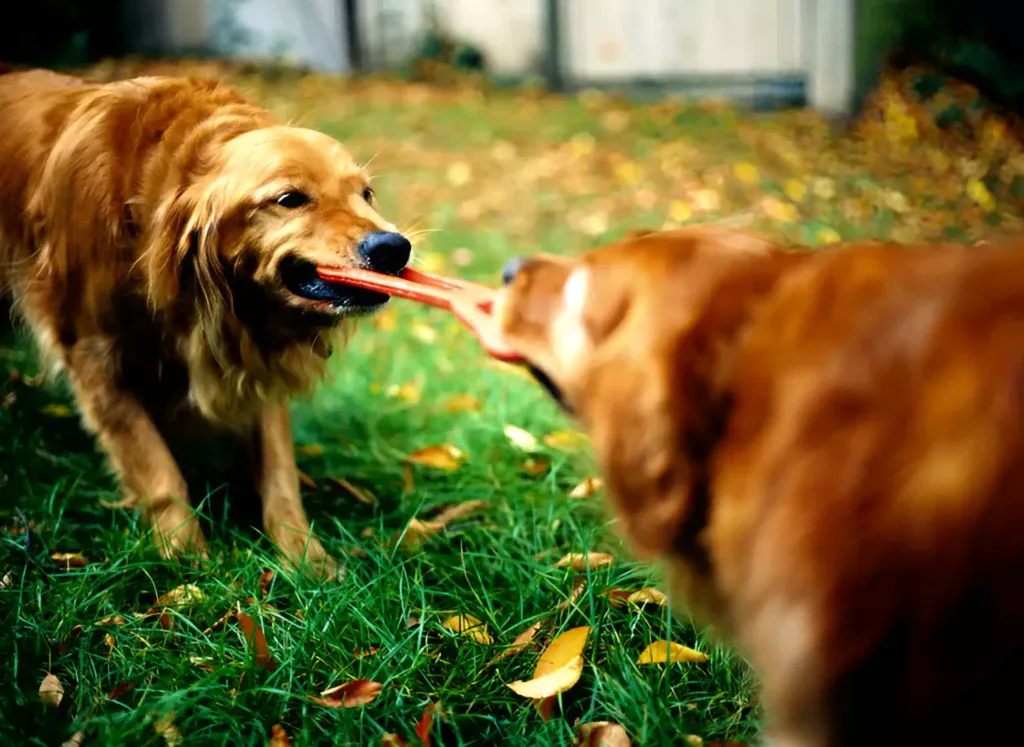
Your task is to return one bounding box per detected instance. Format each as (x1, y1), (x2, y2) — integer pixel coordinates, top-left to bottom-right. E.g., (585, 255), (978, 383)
(2, 64), (1020, 746)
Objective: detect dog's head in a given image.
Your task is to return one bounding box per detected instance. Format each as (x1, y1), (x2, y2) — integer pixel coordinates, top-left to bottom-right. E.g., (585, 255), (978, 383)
(495, 227), (789, 559)
(147, 125), (409, 334)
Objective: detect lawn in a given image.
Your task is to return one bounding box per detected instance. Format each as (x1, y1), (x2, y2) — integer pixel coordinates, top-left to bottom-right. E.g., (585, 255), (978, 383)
(2, 61), (1021, 746)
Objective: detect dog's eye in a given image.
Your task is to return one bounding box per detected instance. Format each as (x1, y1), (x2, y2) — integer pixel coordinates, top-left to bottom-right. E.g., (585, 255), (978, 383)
(276, 191), (311, 209)
(362, 186), (374, 203)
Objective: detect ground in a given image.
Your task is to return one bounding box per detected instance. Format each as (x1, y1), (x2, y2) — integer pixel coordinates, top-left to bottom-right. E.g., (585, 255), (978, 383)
(2, 61), (1021, 746)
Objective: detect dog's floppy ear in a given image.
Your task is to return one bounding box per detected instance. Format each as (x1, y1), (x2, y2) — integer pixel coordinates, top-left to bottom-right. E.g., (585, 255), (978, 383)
(145, 184), (230, 315)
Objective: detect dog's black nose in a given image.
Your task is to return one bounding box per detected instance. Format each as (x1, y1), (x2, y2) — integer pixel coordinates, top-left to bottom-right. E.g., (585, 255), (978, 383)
(502, 256), (525, 286)
(358, 231), (411, 275)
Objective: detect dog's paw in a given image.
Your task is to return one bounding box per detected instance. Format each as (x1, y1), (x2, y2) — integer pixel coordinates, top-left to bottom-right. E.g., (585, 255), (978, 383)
(272, 527), (343, 581)
(152, 506), (210, 561)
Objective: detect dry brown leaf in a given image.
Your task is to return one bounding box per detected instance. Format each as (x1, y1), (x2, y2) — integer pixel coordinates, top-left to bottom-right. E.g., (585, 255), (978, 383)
(154, 713), (182, 747)
(236, 612), (277, 671)
(331, 477), (377, 505)
(396, 518), (442, 550)
(637, 640), (708, 665)
(406, 444), (466, 471)
(268, 723), (292, 747)
(627, 588), (668, 606)
(507, 626), (590, 699)
(487, 620), (544, 666)
(416, 706), (435, 746)
(605, 588), (633, 607)
(51, 552), (88, 569)
(258, 569), (275, 596)
(354, 645), (379, 659)
(568, 477), (603, 500)
(104, 632), (116, 654)
(442, 614), (493, 644)
(298, 443), (324, 456)
(154, 584), (204, 607)
(188, 655), (214, 672)
(441, 393), (480, 413)
(520, 457), (549, 476)
(61, 731), (86, 747)
(504, 424), (540, 452)
(543, 429), (590, 450)
(309, 679), (382, 708)
(576, 721), (632, 746)
(97, 615), (127, 626)
(554, 552), (614, 571)
(39, 673), (64, 707)
(430, 499), (487, 527)
(535, 694), (557, 722)
(555, 577), (588, 610)
(0, 570), (13, 589)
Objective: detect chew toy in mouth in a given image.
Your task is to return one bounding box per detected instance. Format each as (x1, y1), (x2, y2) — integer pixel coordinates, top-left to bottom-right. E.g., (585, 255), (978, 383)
(315, 265), (522, 362)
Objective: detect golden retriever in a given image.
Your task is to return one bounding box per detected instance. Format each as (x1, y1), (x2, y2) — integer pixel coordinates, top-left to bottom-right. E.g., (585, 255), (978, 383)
(496, 226), (1024, 745)
(0, 69), (412, 576)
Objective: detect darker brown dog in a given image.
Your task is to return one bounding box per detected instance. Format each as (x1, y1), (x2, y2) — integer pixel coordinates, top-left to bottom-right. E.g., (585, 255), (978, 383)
(496, 226), (1024, 746)
(0, 69), (412, 576)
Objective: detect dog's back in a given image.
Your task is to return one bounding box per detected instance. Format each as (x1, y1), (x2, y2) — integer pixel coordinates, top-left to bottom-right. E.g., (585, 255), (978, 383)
(708, 240), (1024, 745)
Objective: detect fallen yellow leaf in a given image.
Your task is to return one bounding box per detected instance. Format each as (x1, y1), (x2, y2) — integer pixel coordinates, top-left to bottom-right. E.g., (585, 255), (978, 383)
(430, 499), (487, 527)
(668, 200), (692, 223)
(504, 424), (540, 452)
(298, 444), (324, 456)
(568, 477), (603, 500)
(783, 178), (807, 203)
(542, 429), (589, 450)
(508, 626), (590, 699)
(154, 584), (204, 607)
(40, 403), (73, 418)
(554, 552), (614, 571)
(309, 679), (383, 708)
(442, 393), (480, 413)
(443, 614), (493, 644)
(626, 588), (668, 606)
(39, 673), (63, 707)
(268, 723), (293, 747)
(412, 322), (439, 344)
(51, 552), (88, 569)
(154, 713), (183, 747)
(636, 640), (708, 664)
(967, 179), (996, 211)
(407, 444), (466, 470)
(576, 721), (632, 746)
(487, 620), (544, 666)
(732, 162), (759, 185)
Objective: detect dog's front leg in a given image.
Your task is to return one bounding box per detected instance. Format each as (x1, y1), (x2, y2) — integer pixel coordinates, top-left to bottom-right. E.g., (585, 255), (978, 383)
(256, 403), (339, 579)
(67, 344), (208, 559)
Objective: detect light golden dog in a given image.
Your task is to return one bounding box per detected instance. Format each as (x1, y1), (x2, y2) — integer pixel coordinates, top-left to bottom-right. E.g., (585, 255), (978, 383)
(0, 70), (412, 576)
(497, 226), (1024, 745)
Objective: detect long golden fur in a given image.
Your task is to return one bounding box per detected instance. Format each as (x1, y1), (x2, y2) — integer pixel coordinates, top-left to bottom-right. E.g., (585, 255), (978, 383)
(0, 69), (409, 575)
(496, 226), (1024, 745)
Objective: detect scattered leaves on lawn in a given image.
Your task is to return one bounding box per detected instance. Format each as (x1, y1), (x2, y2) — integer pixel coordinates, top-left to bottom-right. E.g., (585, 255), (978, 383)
(554, 552), (614, 571)
(441, 393), (480, 413)
(576, 722), (632, 746)
(604, 589), (633, 607)
(268, 724), (293, 747)
(637, 640), (708, 665)
(406, 444), (466, 470)
(51, 552), (88, 569)
(331, 477), (377, 504)
(396, 500), (488, 549)
(297, 443), (324, 456)
(154, 713), (183, 746)
(40, 403), (73, 418)
(354, 645), (379, 659)
(543, 429), (589, 450)
(154, 584), (204, 607)
(555, 577), (588, 610)
(236, 612), (277, 671)
(568, 477), (603, 500)
(627, 587), (668, 606)
(442, 614), (493, 644)
(309, 679), (383, 708)
(487, 620), (544, 666)
(258, 569), (275, 596)
(97, 615), (127, 626)
(504, 424), (540, 452)
(416, 703), (440, 745)
(39, 673), (64, 707)
(508, 626), (590, 699)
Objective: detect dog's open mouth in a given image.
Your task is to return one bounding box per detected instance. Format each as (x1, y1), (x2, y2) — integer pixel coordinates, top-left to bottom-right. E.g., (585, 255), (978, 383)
(279, 257), (390, 312)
